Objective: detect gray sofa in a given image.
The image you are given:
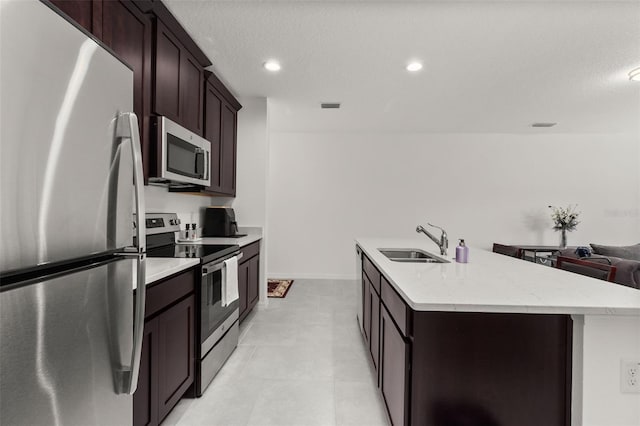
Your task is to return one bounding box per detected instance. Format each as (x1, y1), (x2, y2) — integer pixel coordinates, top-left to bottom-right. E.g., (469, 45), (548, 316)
(556, 244), (640, 289)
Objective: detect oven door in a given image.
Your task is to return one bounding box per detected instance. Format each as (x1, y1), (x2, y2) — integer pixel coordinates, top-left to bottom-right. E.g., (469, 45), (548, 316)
(200, 252), (242, 355)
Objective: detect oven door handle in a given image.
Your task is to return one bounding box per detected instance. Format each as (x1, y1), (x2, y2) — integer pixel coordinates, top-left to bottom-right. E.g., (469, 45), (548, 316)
(202, 252), (242, 276)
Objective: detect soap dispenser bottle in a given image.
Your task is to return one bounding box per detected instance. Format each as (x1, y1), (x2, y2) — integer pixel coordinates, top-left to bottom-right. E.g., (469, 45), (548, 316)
(456, 239), (469, 263)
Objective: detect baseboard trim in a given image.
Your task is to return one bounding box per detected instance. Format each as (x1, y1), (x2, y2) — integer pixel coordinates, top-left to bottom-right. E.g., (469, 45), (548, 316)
(267, 272), (357, 281)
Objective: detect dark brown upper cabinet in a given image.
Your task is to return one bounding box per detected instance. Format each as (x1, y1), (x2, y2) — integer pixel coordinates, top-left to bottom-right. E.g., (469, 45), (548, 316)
(48, 0), (100, 36)
(50, 0), (241, 193)
(100, 0), (153, 182)
(204, 82), (223, 192)
(203, 72), (241, 196)
(152, 19), (204, 136)
(49, 0), (154, 182)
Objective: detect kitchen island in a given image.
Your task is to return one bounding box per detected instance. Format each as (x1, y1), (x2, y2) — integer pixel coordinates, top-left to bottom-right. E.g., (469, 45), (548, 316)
(356, 238), (640, 426)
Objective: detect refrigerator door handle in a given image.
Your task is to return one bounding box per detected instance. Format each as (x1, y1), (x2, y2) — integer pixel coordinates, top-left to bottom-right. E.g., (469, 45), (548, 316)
(117, 112), (146, 254)
(115, 112), (146, 395)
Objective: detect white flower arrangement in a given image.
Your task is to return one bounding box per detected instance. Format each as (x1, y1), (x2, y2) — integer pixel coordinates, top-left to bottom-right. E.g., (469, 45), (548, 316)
(548, 204), (580, 232)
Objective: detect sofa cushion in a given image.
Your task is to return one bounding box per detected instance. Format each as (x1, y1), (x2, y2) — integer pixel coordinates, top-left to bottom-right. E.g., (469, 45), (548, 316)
(590, 243), (640, 261)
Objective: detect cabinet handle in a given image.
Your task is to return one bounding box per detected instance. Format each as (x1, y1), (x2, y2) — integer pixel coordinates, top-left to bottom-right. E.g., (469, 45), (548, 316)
(115, 112), (146, 395)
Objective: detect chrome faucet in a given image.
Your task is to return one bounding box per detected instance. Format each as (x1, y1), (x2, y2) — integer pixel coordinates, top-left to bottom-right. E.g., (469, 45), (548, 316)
(416, 223), (448, 256)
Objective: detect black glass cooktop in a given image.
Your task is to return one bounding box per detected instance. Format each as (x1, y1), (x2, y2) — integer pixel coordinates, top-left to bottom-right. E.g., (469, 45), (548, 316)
(147, 243), (239, 264)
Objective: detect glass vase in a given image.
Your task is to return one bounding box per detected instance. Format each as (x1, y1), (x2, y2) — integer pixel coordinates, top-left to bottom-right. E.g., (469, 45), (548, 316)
(560, 229), (567, 249)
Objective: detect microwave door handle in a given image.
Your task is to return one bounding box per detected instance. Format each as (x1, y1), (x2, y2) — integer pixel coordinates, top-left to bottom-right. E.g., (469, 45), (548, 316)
(204, 150), (209, 181)
(195, 148), (205, 179)
(115, 112), (146, 395)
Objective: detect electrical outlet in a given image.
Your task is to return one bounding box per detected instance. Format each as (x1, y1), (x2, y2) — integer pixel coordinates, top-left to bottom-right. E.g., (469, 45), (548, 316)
(620, 360), (640, 393)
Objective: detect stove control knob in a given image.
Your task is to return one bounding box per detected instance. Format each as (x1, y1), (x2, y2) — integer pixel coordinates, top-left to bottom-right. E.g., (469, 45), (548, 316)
(169, 219), (175, 225)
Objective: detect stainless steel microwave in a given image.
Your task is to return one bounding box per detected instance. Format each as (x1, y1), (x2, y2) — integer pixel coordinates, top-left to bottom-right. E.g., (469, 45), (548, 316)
(151, 116), (211, 187)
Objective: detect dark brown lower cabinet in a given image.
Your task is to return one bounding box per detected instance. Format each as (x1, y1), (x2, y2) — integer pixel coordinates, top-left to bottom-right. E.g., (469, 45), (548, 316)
(362, 277), (371, 343)
(133, 319), (158, 426)
(157, 296), (195, 421)
(238, 258), (248, 318)
(410, 312), (572, 426)
(360, 254), (573, 426)
(134, 269), (195, 426)
(247, 255), (260, 307)
(380, 306), (410, 426)
(369, 279), (380, 371)
(362, 271), (381, 374)
(238, 241), (261, 322)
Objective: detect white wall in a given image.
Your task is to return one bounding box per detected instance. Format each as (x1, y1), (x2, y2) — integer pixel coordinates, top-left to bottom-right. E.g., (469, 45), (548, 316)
(267, 132), (640, 279)
(233, 97), (269, 228)
(144, 185), (213, 227)
(580, 315), (640, 426)
(232, 97), (269, 303)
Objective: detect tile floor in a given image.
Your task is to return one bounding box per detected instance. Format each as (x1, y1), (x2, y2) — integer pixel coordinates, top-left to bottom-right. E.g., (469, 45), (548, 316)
(162, 279), (390, 426)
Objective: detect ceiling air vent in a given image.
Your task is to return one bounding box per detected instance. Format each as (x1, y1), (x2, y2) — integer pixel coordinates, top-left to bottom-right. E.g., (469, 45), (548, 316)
(321, 103), (341, 109)
(531, 122), (557, 128)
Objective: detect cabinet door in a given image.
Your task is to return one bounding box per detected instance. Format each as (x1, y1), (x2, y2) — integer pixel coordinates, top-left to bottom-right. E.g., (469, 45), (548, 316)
(179, 51), (204, 135)
(153, 20), (181, 123)
(157, 295), (195, 422)
(370, 285), (380, 372)
(101, 0), (152, 181)
(220, 102), (237, 196)
(380, 306), (410, 426)
(134, 317), (158, 426)
(49, 0), (97, 34)
(238, 260), (249, 320)
(247, 255), (259, 307)
(204, 82), (223, 192)
(362, 277), (371, 344)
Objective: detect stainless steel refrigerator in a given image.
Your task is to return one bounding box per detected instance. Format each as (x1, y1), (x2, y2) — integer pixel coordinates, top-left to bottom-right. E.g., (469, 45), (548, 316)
(0, 1), (146, 424)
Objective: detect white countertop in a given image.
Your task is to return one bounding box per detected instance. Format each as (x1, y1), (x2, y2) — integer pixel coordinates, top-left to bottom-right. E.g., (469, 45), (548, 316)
(357, 238), (640, 315)
(177, 229), (262, 248)
(143, 258), (199, 287)
(140, 229), (262, 288)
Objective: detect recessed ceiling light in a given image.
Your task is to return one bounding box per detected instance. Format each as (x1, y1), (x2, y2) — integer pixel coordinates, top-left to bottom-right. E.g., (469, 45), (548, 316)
(629, 67), (640, 81)
(263, 60), (281, 72)
(406, 62), (423, 72)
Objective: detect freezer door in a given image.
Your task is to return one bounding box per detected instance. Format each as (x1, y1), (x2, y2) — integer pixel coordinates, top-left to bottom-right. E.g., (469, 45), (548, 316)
(0, 257), (137, 425)
(0, 0), (135, 272)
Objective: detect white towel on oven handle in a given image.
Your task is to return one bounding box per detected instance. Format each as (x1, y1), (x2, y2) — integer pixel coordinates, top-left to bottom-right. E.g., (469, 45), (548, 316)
(222, 255), (239, 307)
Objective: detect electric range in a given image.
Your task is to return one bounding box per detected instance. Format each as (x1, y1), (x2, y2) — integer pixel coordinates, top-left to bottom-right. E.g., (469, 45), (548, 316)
(143, 213), (239, 263)
(142, 213), (241, 396)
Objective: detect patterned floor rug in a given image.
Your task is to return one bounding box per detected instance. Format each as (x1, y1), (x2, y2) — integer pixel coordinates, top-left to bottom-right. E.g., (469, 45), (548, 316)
(267, 279), (294, 298)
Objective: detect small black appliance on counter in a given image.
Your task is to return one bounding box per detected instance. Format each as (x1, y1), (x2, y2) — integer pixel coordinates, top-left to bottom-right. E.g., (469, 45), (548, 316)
(202, 207), (247, 238)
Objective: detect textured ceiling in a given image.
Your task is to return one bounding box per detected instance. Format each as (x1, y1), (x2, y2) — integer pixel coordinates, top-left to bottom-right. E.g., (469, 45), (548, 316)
(164, 1), (640, 133)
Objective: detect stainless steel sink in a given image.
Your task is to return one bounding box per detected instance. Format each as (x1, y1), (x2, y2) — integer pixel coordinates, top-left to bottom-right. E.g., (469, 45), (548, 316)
(378, 248), (449, 263)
